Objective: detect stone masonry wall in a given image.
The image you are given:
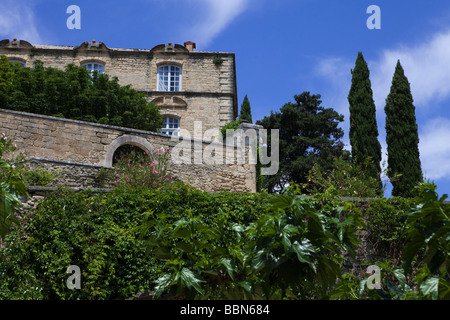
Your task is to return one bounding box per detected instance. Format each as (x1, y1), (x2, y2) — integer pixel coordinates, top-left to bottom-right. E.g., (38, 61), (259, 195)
(0, 109), (256, 193)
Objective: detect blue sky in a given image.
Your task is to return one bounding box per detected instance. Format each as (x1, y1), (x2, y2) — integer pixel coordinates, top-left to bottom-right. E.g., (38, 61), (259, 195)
(1, 0), (450, 197)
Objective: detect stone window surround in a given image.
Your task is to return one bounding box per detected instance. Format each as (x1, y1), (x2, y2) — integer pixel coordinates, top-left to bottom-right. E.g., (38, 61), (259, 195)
(156, 63), (183, 92)
(80, 59), (106, 74)
(8, 57), (26, 67)
(161, 116), (180, 137)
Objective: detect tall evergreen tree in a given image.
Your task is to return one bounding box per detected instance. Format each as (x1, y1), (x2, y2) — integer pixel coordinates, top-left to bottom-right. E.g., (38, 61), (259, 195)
(239, 95), (253, 123)
(348, 52), (382, 194)
(385, 60), (423, 197)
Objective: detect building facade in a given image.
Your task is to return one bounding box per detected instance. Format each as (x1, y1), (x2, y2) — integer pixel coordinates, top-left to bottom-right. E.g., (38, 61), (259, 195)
(0, 38), (238, 139)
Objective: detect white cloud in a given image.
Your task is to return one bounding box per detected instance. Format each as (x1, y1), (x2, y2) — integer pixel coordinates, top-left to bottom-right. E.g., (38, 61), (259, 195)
(315, 56), (352, 115)
(370, 29), (450, 110)
(419, 117), (450, 181)
(314, 56), (354, 149)
(314, 28), (450, 118)
(0, 0), (42, 43)
(313, 29), (450, 184)
(185, 0), (251, 47)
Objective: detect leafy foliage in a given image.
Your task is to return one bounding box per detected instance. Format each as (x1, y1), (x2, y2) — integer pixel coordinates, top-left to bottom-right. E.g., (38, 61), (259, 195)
(109, 148), (175, 189)
(23, 167), (60, 187)
(305, 156), (384, 198)
(139, 184), (364, 300)
(0, 134), (28, 240)
(332, 182), (449, 300)
(1, 172), (447, 300)
(363, 197), (415, 265)
(0, 56), (163, 132)
(220, 119), (241, 140)
(256, 92), (345, 193)
(0, 184), (271, 299)
(401, 181), (450, 299)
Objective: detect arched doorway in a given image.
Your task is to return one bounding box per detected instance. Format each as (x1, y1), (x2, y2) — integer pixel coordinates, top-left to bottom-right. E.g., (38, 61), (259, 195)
(112, 144), (147, 165)
(103, 135), (154, 167)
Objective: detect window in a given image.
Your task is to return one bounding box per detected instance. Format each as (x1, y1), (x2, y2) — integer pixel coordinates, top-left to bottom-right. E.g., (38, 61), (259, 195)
(82, 62), (105, 75)
(157, 65), (181, 91)
(161, 117), (180, 136)
(9, 60), (25, 68)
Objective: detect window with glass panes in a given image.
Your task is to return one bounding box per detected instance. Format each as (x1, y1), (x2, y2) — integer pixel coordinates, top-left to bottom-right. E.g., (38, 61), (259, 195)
(161, 117), (180, 136)
(9, 60), (25, 68)
(82, 63), (105, 75)
(157, 65), (181, 91)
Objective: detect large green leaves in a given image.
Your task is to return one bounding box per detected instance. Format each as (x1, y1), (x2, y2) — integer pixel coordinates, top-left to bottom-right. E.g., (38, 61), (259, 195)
(399, 182), (450, 300)
(242, 185), (363, 299)
(402, 182), (449, 274)
(0, 136), (28, 240)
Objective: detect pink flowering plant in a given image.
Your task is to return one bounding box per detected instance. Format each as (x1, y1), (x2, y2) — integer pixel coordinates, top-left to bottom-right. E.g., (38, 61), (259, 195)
(111, 147), (176, 189)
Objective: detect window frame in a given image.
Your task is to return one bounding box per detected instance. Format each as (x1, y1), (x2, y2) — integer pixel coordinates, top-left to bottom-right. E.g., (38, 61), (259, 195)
(82, 62), (105, 75)
(157, 65), (182, 92)
(161, 117), (180, 136)
(9, 59), (26, 68)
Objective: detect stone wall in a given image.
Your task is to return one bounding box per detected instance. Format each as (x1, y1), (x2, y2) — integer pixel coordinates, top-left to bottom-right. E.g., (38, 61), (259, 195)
(25, 158), (107, 189)
(1, 109), (257, 193)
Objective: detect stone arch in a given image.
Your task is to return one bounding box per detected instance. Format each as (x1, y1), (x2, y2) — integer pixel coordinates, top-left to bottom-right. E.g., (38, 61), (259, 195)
(79, 58), (107, 69)
(103, 135), (154, 167)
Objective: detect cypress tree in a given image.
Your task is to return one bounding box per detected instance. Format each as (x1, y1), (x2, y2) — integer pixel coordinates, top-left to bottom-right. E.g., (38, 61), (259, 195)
(348, 52), (382, 194)
(385, 60), (423, 197)
(239, 95), (253, 123)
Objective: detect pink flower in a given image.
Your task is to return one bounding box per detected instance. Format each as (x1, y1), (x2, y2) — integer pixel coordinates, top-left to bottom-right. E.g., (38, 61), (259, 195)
(114, 180), (120, 184)
(126, 176), (129, 180)
(127, 163), (132, 168)
(149, 161), (157, 167)
(152, 169), (159, 174)
(139, 164), (142, 168)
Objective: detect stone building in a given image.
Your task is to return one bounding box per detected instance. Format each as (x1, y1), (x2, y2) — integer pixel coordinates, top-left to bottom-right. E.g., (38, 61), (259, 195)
(0, 38), (238, 139)
(0, 39), (264, 193)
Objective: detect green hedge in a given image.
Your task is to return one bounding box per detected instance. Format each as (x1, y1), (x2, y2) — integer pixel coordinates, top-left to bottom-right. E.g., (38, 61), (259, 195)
(0, 183), (271, 300)
(0, 183), (425, 300)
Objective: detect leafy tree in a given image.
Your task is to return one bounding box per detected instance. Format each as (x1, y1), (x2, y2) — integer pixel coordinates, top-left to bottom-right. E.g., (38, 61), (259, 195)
(257, 92), (345, 193)
(239, 95), (252, 123)
(306, 156), (385, 198)
(384, 61), (423, 197)
(348, 52), (382, 194)
(0, 56), (163, 132)
(0, 135), (28, 240)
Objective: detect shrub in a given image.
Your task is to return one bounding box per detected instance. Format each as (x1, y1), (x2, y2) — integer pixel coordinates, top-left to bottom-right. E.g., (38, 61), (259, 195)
(0, 185), (271, 300)
(23, 167), (60, 187)
(110, 148), (174, 189)
(0, 134), (28, 240)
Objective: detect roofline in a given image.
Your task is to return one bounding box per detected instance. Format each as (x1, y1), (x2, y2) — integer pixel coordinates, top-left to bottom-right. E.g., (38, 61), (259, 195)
(1, 39), (235, 55)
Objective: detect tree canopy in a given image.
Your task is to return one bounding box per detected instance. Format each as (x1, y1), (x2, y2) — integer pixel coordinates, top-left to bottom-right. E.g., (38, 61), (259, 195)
(0, 56), (163, 132)
(257, 92), (345, 193)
